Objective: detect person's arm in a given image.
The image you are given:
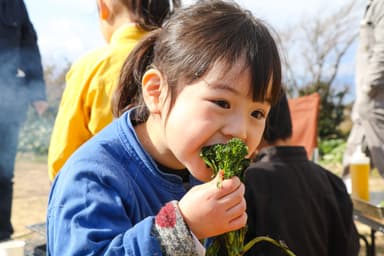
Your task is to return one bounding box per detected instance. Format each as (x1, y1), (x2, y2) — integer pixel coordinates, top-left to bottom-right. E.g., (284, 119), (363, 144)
(47, 166), (201, 255)
(47, 175), (163, 255)
(153, 201), (206, 255)
(18, 0), (47, 107)
(365, 0), (384, 97)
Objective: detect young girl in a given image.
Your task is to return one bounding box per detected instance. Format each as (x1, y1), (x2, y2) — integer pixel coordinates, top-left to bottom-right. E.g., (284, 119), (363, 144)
(47, 0), (283, 255)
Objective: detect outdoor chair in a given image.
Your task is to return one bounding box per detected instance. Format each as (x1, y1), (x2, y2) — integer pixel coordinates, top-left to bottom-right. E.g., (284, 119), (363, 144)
(287, 92), (321, 161)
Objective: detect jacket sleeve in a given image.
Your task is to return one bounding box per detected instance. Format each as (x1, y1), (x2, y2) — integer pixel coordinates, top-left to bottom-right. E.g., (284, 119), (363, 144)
(47, 164), (201, 255)
(18, 0), (46, 103)
(326, 172), (360, 256)
(365, 0), (384, 97)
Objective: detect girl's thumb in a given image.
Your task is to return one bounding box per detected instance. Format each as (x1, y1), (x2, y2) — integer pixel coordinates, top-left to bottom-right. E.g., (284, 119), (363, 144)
(212, 170), (224, 188)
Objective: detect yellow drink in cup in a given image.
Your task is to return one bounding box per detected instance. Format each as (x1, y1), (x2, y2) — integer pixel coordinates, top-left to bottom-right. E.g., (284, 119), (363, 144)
(350, 147), (370, 201)
(351, 163), (370, 201)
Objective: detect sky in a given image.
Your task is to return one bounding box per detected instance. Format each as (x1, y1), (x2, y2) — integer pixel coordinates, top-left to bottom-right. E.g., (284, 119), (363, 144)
(24, 0), (362, 98)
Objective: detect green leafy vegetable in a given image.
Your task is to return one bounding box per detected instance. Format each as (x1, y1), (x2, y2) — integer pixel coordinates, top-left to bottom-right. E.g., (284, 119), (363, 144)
(200, 138), (296, 256)
(200, 138), (250, 187)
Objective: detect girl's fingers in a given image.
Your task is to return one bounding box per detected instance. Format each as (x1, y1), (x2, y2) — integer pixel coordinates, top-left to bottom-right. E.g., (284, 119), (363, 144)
(216, 182), (245, 209)
(228, 211), (248, 231)
(213, 176), (242, 199)
(225, 196), (247, 220)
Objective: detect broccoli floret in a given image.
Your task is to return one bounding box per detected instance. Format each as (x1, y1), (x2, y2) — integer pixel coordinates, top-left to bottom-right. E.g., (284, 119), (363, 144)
(200, 138), (250, 182)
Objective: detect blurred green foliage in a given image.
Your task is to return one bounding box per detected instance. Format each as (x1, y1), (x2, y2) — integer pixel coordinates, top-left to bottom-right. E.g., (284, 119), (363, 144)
(298, 82), (349, 139)
(18, 62), (69, 155)
(318, 138), (346, 165)
(18, 108), (56, 155)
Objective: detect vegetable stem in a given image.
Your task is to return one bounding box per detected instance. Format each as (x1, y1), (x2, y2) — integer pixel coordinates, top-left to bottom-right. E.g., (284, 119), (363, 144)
(242, 236), (296, 256)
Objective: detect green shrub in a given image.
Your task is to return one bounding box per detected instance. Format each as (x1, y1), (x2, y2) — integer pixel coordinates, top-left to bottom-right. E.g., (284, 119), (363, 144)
(18, 108), (56, 155)
(318, 138), (346, 165)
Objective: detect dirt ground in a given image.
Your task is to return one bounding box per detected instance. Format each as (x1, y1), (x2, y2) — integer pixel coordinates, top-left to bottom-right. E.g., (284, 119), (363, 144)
(11, 155), (50, 238)
(10, 155), (384, 255)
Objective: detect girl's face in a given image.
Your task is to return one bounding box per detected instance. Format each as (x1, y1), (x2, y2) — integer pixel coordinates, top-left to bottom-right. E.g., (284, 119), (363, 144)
(146, 59), (271, 182)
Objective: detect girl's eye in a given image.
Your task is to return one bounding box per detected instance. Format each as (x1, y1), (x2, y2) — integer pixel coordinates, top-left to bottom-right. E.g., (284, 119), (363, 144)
(251, 110), (265, 120)
(213, 100), (230, 109)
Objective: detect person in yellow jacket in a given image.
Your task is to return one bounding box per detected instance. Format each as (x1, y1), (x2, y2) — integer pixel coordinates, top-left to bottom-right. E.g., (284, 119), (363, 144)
(48, 0), (180, 181)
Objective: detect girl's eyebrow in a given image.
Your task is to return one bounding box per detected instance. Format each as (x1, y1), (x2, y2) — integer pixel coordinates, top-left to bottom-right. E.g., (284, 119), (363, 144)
(205, 78), (272, 105)
(202, 78), (241, 95)
(213, 83), (240, 95)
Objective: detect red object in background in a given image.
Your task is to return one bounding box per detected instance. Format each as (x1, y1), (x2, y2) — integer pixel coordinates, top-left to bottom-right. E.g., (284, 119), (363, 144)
(288, 93), (321, 160)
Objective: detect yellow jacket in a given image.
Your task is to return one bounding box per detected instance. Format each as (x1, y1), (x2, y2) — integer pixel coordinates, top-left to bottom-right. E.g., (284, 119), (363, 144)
(48, 25), (147, 181)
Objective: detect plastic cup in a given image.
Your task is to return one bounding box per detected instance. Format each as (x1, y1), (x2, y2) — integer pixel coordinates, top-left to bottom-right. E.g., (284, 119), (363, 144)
(0, 240), (25, 256)
(350, 163), (370, 201)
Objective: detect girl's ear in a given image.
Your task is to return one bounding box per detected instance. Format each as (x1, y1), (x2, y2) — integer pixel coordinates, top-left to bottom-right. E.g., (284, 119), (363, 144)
(97, 0), (110, 20)
(142, 69), (167, 114)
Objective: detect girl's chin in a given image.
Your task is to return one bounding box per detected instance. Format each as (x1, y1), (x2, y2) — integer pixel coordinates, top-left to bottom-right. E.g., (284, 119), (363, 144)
(187, 161), (214, 182)
(193, 171), (214, 183)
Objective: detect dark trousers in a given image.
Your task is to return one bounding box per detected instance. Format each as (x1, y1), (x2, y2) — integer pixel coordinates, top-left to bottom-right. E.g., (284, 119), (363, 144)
(0, 121), (21, 240)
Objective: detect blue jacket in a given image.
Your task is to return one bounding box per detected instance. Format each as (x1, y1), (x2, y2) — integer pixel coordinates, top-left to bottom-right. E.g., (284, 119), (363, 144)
(0, 0), (46, 122)
(47, 110), (201, 255)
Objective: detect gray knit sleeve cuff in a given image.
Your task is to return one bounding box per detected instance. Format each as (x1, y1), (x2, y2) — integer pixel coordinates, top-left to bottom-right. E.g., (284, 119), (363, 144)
(153, 201), (201, 256)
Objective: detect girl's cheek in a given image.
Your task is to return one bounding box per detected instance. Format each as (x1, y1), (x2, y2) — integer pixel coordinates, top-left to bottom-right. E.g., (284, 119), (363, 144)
(249, 124), (265, 152)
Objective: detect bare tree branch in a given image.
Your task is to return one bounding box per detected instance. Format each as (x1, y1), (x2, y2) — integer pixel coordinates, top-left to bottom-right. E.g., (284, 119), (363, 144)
(279, 0), (360, 91)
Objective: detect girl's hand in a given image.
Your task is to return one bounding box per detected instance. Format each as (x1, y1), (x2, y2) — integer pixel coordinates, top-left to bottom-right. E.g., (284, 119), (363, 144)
(178, 171), (247, 239)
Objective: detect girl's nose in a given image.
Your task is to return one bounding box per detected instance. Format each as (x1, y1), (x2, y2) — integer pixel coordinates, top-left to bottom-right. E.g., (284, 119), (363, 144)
(222, 114), (248, 141)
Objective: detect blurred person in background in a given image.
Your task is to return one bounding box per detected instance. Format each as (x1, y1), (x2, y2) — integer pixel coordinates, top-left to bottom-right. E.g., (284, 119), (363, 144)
(47, 0), (180, 181)
(244, 93), (360, 256)
(343, 0), (384, 179)
(0, 0), (47, 241)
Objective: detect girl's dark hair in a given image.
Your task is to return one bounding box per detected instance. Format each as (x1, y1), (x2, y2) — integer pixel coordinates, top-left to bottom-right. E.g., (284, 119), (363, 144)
(122, 0), (181, 30)
(263, 93), (293, 144)
(113, 0), (283, 120)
